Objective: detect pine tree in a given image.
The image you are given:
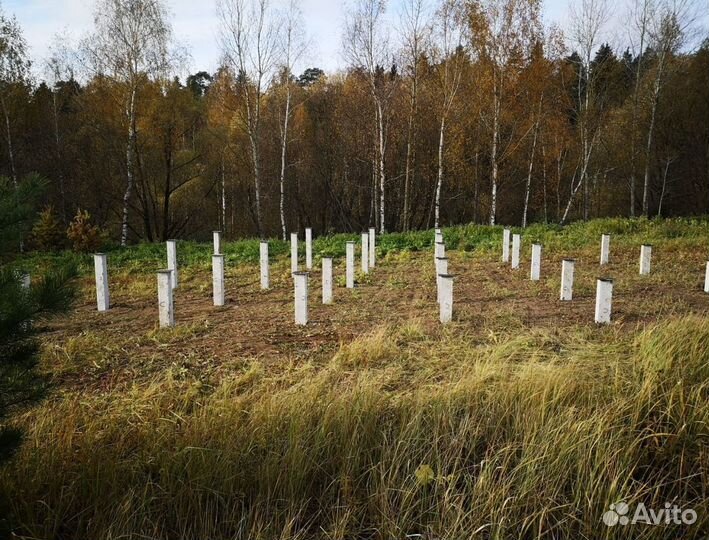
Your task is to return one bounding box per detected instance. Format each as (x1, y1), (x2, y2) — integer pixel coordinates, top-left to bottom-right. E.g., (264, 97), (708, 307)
(0, 175), (77, 463)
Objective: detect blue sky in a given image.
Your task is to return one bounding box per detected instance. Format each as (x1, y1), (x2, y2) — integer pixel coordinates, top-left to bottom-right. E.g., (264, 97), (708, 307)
(4, 0), (579, 78)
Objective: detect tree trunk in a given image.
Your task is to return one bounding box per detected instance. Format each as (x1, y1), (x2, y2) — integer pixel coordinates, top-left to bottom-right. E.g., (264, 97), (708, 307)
(629, 57), (644, 217)
(583, 149), (589, 221)
(642, 53), (665, 216)
(657, 158), (670, 217)
(131, 128), (153, 241)
(582, 115), (589, 221)
(629, 1), (648, 218)
(489, 84), (500, 226)
(434, 115), (446, 228)
(561, 172), (583, 225)
(541, 141), (548, 222)
(221, 150), (227, 234)
(473, 150), (479, 222)
(279, 85), (291, 241)
(561, 131), (597, 225)
(522, 104), (541, 228)
(2, 92), (21, 251)
(162, 143), (173, 242)
(52, 92), (67, 222)
(555, 138), (563, 221)
(580, 51), (591, 223)
(370, 149), (376, 230)
(403, 75), (417, 232)
(0, 94), (17, 188)
(242, 79), (263, 238)
(121, 86), (137, 246)
(377, 100), (386, 233)
(248, 132), (263, 237)
(559, 128), (600, 225)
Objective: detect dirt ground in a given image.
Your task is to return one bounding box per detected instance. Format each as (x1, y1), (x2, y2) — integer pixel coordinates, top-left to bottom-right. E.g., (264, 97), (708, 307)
(42, 241), (709, 392)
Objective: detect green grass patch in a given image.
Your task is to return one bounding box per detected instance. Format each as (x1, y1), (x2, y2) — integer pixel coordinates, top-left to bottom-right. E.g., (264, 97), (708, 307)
(12, 217), (709, 277)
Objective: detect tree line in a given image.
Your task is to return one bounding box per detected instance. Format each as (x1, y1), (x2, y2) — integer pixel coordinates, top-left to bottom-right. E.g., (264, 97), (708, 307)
(0, 0), (707, 245)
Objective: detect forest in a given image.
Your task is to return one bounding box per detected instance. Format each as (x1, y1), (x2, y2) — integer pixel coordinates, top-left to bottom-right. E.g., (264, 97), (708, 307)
(0, 0), (707, 245)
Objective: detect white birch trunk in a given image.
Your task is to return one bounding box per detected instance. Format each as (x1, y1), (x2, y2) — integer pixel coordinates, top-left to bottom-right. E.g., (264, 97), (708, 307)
(121, 87), (137, 246)
(403, 80), (416, 231)
(51, 92), (67, 221)
(279, 85), (291, 241)
(221, 151), (227, 233)
(489, 86), (500, 226)
(434, 116), (445, 229)
(642, 52), (665, 216)
(629, 0), (648, 217)
(522, 105), (540, 228)
(0, 95), (17, 187)
(377, 100), (386, 234)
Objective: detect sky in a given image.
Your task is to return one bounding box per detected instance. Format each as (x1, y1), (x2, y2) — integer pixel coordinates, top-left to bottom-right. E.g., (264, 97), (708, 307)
(4, 0), (584, 80)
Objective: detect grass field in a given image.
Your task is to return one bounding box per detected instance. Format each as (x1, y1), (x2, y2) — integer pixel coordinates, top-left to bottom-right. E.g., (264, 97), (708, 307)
(2, 217), (709, 539)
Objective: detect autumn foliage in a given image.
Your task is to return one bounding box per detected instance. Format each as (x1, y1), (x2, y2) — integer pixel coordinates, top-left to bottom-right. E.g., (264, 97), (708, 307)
(66, 209), (105, 253)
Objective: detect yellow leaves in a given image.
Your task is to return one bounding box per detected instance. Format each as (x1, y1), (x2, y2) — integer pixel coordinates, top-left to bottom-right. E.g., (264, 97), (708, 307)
(414, 463), (435, 486)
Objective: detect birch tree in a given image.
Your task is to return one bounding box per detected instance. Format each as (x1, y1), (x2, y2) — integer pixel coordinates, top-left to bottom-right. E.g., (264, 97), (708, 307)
(45, 33), (76, 223)
(522, 95), (541, 227)
(218, 0), (281, 238)
(0, 10), (30, 188)
(641, 0), (696, 215)
(432, 0), (466, 228)
(206, 67), (238, 235)
(343, 0), (394, 233)
(627, 0), (652, 217)
(520, 29), (563, 227)
(469, 0), (542, 225)
(82, 0), (173, 246)
(560, 0), (609, 224)
(520, 45), (548, 228)
(399, 0), (432, 231)
(277, 0), (306, 240)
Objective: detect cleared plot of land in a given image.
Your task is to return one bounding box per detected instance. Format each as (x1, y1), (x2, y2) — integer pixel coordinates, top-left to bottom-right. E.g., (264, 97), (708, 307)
(3, 220), (709, 539)
(43, 236), (709, 389)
